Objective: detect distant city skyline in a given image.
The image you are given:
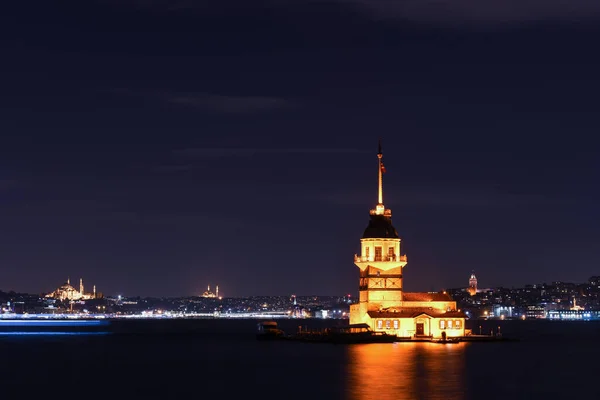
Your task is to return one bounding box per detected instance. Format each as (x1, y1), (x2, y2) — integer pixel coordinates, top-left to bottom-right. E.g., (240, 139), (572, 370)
(2, 273), (599, 299)
(1, 1), (599, 297)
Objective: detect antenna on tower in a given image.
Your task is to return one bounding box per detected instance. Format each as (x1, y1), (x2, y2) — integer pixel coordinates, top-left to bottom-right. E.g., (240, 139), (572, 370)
(376, 138), (385, 213)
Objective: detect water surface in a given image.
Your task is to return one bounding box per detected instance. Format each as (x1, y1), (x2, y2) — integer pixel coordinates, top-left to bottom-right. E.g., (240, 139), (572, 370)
(1, 319), (597, 399)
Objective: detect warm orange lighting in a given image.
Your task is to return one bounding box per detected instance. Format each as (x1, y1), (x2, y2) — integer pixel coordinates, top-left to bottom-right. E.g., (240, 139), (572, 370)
(350, 143), (466, 338)
(347, 343), (466, 400)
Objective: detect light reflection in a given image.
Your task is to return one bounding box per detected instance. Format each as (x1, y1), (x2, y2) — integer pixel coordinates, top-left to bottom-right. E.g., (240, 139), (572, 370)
(347, 343), (467, 400)
(0, 320), (108, 327)
(0, 332), (110, 336)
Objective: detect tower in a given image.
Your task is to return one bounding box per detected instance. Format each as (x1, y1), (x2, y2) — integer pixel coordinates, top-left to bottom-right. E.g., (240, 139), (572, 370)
(80, 278), (84, 295)
(348, 140), (465, 337)
(468, 271), (477, 296)
(93, 285), (96, 298)
(216, 285), (219, 298)
(350, 140), (407, 324)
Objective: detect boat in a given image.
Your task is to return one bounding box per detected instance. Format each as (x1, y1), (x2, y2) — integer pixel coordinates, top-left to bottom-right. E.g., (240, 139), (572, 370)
(290, 323), (398, 344)
(256, 321), (286, 340)
(434, 337), (461, 344)
(324, 323), (398, 344)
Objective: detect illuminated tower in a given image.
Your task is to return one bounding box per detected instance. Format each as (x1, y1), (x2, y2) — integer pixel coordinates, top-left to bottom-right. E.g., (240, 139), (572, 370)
(80, 278), (84, 295)
(93, 285), (97, 298)
(468, 271), (477, 296)
(350, 141), (407, 324)
(216, 285), (219, 298)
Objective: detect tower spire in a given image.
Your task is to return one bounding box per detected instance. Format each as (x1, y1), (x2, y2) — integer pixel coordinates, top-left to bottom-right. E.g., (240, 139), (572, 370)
(374, 138), (386, 215)
(377, 138), (383, 205)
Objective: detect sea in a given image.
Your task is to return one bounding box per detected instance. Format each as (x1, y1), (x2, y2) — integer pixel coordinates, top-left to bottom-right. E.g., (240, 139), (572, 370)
(1, 319), (598, 400)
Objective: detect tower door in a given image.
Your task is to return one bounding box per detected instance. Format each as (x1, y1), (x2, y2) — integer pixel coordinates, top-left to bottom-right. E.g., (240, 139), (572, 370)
(416, 323), (424, 336)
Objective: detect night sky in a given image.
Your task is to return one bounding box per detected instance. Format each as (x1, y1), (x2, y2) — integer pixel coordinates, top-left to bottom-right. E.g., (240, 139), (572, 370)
(1, 1), (599, 297)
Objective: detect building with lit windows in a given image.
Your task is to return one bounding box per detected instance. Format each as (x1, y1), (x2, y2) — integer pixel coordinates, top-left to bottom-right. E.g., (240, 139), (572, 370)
(349, 142), (466, 338)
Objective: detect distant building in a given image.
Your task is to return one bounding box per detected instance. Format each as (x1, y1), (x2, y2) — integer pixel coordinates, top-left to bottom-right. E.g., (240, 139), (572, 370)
(201, 285), (219, 298)
(526, 305), (546, 319)
(349, 142), (466, 338)
(570, 296), (584, 311)
(548, 310), (600, 320)
(467, 272), (478, 296)
(45, 278), (99, 301)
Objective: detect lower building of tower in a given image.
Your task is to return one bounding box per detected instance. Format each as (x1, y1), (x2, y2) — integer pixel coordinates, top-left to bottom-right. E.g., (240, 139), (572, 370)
(349, 291), (466, 338)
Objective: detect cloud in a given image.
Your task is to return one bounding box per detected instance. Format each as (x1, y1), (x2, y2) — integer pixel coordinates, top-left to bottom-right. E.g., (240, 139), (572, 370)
(105, 88), (289, 115)
(336, 0), (600, 25)
(167, 94), (289, 114)
(151, 164), (194, 173)
(311, 184), (566, 209)
(106, 0), (600, 26)
(0, 180), (17, 190)
(174, 147), (367, 158)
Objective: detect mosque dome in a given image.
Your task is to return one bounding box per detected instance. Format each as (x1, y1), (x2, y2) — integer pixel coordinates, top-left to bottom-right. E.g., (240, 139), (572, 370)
(59, 283), (77, 292)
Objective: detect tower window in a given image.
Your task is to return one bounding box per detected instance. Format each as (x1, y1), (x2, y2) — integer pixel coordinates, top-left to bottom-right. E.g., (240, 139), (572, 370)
(374, 247), (382, 261)
(377, 320), (383, 330)
(365, 247), (370, 259)
(385, 320), (391, 329)
(388, 247), (395, 260)
(455, 320), (461, 329)
(393, 320), (399, 330)
(440, 320), (445, 329)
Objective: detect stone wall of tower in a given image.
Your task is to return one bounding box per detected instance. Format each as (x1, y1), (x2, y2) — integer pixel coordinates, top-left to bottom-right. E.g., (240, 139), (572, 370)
(349, 303), (370, 325)
(359, 265), (403, 310)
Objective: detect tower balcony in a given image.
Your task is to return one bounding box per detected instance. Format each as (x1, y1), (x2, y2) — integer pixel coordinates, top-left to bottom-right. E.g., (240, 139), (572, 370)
(354, 255), (407, 263)
(369, 208), (392, 217)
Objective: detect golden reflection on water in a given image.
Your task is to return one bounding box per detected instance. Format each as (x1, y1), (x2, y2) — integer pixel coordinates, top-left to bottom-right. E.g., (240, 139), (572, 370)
(346, 342), (467, 400)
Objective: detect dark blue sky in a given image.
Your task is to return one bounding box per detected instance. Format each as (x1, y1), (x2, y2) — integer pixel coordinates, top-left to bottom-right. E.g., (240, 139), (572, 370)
(1, 1), (599, 297)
